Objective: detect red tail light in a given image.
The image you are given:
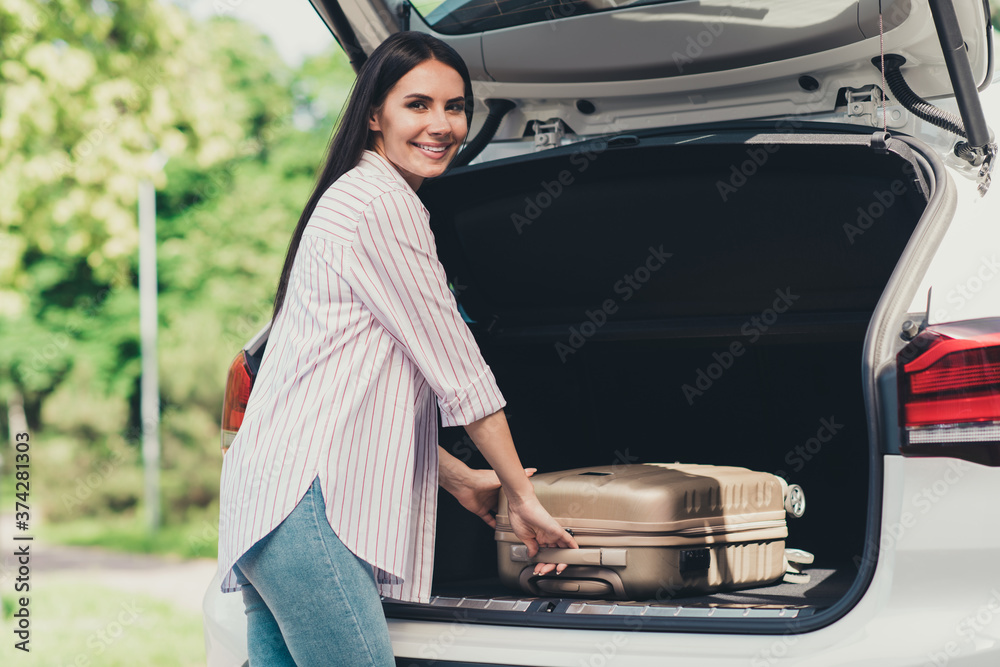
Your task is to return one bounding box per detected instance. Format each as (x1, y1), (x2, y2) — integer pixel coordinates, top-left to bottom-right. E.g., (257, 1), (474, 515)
(897, 318), (1000, 466)
(221, 351), (254, 454)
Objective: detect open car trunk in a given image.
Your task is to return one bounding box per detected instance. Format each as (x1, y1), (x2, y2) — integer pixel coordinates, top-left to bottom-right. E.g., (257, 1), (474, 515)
(383, 127), (936, 629)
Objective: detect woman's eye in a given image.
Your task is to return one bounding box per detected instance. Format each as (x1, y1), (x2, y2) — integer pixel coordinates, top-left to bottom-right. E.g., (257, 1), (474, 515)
(406, 101), (464, 112)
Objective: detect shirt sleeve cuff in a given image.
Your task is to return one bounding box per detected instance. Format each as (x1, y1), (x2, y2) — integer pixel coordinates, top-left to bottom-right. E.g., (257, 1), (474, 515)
(438, 368), (507, 428)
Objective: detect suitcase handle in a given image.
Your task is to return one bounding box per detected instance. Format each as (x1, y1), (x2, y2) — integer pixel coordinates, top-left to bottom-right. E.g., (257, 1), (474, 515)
(509, 544), (627, 567)
(519, 565), (628, 598)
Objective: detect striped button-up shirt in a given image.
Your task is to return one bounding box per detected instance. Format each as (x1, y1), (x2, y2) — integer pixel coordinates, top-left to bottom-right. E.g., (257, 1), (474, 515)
(217, 149), (507, 603)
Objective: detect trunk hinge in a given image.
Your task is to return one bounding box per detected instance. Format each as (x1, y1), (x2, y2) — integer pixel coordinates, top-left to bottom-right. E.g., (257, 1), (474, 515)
(531, 119), (566, 151)
(846, 86), (889, 126)
(975, 143), (995, 197)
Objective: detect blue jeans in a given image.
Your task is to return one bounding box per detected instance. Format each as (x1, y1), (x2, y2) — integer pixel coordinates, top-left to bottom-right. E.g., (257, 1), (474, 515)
(233, 475), (395, 666)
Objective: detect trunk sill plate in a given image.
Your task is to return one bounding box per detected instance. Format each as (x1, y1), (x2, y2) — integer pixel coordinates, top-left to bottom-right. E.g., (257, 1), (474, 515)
(391, 595), (812, 619)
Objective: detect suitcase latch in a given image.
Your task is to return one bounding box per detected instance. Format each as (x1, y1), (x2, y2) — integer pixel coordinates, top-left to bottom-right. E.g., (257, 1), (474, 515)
(679, 548), (711, 574)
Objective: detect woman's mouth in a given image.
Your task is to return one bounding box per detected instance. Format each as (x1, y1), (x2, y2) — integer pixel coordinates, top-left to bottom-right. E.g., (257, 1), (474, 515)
(411, 142), (452, 159)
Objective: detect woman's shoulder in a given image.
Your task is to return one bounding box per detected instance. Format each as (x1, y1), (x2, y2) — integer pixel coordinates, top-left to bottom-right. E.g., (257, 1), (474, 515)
(334, 171), (415, 210)
(305, 173), (425, 245)
(324, 163), (423, 217)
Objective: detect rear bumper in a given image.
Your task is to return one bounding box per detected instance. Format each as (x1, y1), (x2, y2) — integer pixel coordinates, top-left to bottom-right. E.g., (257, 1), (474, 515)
(203, 456), (1000, 666)
(203, 570), (247, 667)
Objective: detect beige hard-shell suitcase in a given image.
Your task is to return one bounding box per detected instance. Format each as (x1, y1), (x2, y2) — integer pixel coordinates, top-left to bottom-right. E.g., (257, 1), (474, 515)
(495, 463), (805, 600)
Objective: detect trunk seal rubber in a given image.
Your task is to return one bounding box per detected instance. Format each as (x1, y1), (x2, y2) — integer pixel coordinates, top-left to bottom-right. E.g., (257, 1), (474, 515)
(383, 130), (954, 637)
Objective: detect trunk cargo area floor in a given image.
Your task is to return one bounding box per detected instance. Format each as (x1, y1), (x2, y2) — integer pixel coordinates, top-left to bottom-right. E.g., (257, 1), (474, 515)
(394, 567), (854, 618)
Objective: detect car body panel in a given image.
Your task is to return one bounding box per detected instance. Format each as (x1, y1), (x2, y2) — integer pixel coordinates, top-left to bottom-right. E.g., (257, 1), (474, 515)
(385, 458), (1000, 667)
(203, 572), (249, 667)
(312, 0), (991, 143)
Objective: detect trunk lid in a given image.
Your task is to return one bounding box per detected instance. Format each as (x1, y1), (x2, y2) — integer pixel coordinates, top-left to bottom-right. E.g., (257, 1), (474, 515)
(308, 0), (993, 144)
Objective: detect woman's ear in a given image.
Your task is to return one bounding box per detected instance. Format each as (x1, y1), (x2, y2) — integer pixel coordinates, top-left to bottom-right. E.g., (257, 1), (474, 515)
(368, 110), (381, 133)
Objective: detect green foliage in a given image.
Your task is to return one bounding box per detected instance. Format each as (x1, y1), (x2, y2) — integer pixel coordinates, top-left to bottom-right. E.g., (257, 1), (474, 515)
(1, 1), (356, 535)
(1, 0), (253, 405)
(38, 508), (220, 559)
(0, 578), (206, 666)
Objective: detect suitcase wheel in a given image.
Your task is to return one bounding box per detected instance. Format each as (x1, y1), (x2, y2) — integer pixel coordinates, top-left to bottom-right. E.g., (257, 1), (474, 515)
(783, 548), (814, 584)
(784, 484), (806, 518)
(784, 548), (814, 566)
(782, 570), (811, 585)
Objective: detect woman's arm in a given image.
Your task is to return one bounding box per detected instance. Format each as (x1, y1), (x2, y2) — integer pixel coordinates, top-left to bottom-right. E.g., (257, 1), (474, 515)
(462, 410), (579, 575)
(344, 190), (575, 571)
(438, 446), (536, 529)
(461, 410), (535, 503)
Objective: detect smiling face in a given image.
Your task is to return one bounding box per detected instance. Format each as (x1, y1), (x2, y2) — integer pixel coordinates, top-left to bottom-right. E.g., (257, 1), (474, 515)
(368, 58), (469, 192)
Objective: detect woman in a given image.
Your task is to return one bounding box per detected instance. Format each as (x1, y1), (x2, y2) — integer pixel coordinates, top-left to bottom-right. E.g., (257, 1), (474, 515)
(217, 31), (577, 666)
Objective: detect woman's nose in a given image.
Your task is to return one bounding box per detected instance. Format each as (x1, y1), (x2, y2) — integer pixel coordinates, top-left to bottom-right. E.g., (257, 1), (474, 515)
(427, 107), (452, 135)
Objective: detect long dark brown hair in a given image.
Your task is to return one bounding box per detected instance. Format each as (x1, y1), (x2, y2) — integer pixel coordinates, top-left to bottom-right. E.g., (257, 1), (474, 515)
(271, 31), (474, 320)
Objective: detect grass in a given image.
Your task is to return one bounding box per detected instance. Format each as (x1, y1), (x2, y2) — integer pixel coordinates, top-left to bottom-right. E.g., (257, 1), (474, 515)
(0, 576), (206, 666)
(37, 511), (219, 560)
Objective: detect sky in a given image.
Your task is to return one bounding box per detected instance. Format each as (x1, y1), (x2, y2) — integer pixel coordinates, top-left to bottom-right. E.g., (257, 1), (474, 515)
(186, 0), (337, 66)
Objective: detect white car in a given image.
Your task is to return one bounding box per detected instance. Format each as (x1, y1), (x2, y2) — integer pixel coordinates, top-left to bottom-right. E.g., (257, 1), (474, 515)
(205, 0), (1000, 665)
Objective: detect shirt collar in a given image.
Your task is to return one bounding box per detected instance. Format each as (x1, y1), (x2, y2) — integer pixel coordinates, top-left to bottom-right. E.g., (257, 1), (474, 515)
(355, 149), (428, 214)
(357, 149), (416, 192)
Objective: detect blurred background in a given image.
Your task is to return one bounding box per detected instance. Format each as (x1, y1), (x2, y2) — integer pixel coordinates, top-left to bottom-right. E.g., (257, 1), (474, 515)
(1, 1), (999, 665)
(0, 1), (354, 664)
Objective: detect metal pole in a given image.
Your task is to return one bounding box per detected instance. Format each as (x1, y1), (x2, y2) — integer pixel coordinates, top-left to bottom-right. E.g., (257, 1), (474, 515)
(138, 178), (160, 532)
(926, 0), (992, 150)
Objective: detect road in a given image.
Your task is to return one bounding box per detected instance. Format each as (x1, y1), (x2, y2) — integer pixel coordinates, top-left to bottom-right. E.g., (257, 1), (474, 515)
(1, 513), (218, 614)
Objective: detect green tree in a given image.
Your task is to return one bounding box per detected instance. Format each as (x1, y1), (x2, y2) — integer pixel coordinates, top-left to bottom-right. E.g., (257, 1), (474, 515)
(0, 0), (355, 529)
(0, 1), (252, 419)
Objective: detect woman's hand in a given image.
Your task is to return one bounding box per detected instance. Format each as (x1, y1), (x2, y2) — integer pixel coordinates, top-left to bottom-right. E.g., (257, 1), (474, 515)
(505, 493), (579, 576)
(446, 466), (537, 529)
(455, 412), (581, 575)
